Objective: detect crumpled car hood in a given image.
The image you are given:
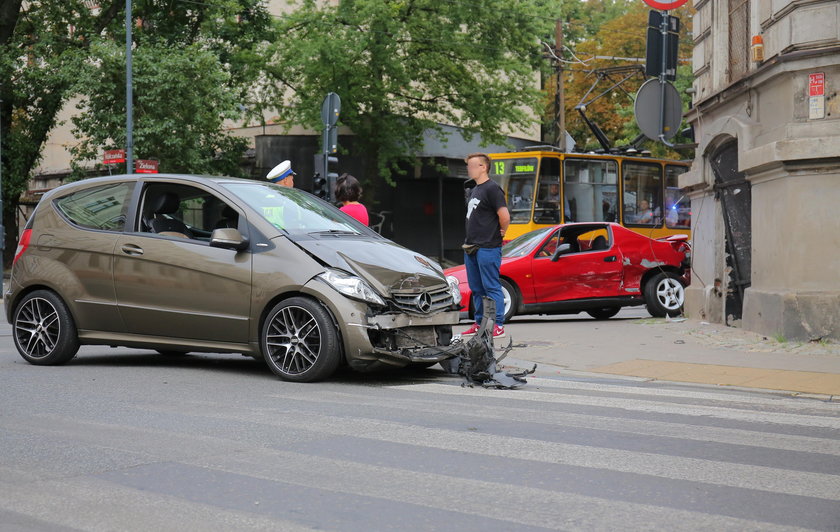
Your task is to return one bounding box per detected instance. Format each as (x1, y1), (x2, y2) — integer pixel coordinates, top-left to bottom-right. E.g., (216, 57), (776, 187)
(292, 236), (447, 296)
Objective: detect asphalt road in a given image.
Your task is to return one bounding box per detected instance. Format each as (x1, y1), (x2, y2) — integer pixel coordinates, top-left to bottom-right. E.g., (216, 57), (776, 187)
(1, 317), (839, 531)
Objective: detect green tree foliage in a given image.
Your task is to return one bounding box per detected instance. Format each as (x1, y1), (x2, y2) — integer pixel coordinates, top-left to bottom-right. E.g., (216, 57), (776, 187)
(0, 0), (273, 262)
(70, 0), (275, 177)
(0, 1), (123, 259)
(549, 2), (694, 157)
(70, 42), (249, 178)
(268, 0), (560, 184)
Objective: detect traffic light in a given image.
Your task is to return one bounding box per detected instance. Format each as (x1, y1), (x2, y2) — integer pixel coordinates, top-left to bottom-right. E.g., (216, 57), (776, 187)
(312, 154), (338, 201)
(312, 173), (328, 199)
(325, 154), (338, 202)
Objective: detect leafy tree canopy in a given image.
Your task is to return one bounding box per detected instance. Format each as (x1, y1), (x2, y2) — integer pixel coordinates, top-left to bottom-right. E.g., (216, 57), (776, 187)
(69, 0), (276, 178)
(548, 2), (695, 158)
(267, 0), (564, 184)
(0, 0), (274, 261)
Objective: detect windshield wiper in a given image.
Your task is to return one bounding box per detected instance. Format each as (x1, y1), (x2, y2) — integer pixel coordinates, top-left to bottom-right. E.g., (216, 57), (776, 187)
(308, 229), (359, 236)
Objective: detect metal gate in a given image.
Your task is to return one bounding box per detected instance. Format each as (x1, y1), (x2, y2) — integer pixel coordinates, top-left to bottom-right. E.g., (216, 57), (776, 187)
(710, 140), (752, 323)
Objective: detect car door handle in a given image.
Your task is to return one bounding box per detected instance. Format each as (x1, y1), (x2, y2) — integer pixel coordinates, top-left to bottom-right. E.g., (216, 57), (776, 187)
(120, 244), (144, 256)
(603, 255), (616, 262)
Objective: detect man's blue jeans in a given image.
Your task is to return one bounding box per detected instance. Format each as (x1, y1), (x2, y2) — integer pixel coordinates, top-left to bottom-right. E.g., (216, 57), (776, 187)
(464, 246), (505, 325)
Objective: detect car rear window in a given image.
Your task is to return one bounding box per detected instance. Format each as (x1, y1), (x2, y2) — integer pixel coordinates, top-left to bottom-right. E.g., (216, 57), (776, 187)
(54, 182), (134, 231)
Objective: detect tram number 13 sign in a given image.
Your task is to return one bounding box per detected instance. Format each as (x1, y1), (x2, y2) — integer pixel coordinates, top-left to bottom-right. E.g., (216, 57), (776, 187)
(642, 0), (689, 9)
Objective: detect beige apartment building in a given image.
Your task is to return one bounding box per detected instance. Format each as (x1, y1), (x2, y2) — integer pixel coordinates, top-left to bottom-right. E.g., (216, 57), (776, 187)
(682, 0), (840, 340)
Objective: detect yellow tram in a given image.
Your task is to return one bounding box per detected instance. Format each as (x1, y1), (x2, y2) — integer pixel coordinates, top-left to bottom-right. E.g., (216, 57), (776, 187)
(489, 148), (691, 241)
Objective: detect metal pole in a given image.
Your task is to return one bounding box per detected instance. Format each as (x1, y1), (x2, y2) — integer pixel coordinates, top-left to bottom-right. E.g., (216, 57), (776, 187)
(554, 19), (566, 151)
(322, 127), (329, 202)
(126, 0), (134, 174)
(0, 84), (5, 285)
(658, 11), (675, 148)
(438, 175), (444, 262)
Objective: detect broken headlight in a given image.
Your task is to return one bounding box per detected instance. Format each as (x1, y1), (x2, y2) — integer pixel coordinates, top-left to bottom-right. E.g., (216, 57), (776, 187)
(446, 275), (462, 306)
(317, 268), (386, 306)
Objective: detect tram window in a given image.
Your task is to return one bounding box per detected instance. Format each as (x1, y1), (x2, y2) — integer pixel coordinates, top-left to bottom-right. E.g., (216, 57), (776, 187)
(623, 162), (663, 226)
(490, 158), (537, 224)
(665, 165), (691, 229)
(534, 157), (560, 224)
(563, 158), (618, 223)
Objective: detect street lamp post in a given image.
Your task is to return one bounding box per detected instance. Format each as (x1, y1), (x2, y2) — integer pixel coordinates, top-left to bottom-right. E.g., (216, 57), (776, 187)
(0, 84), (5, 286)
(126, 0), (133, 174)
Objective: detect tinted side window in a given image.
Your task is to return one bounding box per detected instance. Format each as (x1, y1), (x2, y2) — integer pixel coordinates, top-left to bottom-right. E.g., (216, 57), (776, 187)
(534, 157), (560, 224)
(54, 182), (133, 231)
(141, 183), (238, 241)
(665, 165), (690, 229)
(622, 162), (663, 226)
(564, 158), (618, 223)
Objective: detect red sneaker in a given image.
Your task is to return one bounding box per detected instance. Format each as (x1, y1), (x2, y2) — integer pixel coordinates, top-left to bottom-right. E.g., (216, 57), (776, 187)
(460, 323), (480, 336)
(493, 325), (505, 338)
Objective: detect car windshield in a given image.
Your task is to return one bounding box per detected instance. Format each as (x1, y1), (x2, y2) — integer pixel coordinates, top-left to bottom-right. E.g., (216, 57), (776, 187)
(502, 227), (554, 257)
(222, 182), (365, 235)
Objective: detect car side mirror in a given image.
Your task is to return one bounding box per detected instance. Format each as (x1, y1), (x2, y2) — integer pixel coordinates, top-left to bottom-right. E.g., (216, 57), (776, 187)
(210, 228), (249, 251)
(550, 243), (572, 262)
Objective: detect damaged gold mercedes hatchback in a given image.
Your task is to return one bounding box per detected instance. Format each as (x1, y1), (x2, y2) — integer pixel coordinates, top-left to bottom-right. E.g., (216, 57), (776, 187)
(5, 174), (462, 382)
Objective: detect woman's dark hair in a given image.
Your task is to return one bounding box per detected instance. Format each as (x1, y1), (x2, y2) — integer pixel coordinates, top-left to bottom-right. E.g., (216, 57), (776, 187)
(335, 173), (362, 202)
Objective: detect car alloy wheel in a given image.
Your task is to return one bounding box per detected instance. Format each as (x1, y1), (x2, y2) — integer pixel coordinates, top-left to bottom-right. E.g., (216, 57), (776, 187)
(261, 296), (341, 382)
(13, 290), (80, 365)
(500, 279), (519, 323)
(644, 272), (685, 318)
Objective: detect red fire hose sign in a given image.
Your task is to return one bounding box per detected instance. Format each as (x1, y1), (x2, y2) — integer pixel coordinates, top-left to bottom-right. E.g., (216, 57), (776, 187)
(809, 72), (825, 119)
(809, 73), (825, 96)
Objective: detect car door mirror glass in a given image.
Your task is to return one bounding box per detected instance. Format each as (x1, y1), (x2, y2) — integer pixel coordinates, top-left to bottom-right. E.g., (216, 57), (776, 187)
(550, 243), (572, 261)
(210, 228), (249, 251)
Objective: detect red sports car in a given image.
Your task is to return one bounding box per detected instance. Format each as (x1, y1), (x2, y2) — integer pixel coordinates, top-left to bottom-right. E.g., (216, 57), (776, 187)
(444, 222), (691, 322)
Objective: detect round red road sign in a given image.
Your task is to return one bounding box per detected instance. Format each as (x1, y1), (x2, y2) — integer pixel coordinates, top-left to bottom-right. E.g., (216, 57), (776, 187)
(641, 0), (689, 10)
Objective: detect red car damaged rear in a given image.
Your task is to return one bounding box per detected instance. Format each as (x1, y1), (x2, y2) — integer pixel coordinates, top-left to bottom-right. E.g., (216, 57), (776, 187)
(444, 222), (690, 322)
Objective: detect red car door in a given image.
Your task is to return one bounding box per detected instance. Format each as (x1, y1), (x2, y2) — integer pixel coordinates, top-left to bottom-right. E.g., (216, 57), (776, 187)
(530, 226), (624, 302)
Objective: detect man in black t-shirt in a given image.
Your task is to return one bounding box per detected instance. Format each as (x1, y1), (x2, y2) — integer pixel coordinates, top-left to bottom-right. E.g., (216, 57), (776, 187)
(461, 153), (510, 338)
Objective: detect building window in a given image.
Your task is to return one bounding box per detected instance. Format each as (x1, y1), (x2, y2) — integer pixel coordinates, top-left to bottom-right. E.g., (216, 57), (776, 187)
(728, 0), (750, 82)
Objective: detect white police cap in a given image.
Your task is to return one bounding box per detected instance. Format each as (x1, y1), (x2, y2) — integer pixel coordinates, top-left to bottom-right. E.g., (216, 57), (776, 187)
(266, 160), (296, 183)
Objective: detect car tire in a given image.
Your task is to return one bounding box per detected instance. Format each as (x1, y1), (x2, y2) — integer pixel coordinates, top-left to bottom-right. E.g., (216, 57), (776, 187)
(156, 350), (189, 356)
(261, 296), (341, 382)
(500, 279), (519, 324)
(12, 290), (80, 366)
(587, 307), (621, 320)
(644, 271), (685, 318)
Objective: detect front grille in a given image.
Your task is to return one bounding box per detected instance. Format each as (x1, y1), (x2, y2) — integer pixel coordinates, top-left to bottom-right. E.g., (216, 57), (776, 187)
(391, 284), (453, 314)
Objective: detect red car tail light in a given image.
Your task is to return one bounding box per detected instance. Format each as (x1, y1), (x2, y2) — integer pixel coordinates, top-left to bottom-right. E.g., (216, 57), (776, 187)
(13, 229), (32, 266)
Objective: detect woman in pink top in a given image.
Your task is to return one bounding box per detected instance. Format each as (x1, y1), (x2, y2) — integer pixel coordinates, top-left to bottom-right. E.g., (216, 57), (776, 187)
(335, 173), (369, 226)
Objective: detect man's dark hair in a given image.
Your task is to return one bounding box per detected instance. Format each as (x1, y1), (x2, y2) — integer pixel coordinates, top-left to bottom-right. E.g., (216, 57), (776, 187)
(465, 152), (491, 169)
(335, 173), (363, 202)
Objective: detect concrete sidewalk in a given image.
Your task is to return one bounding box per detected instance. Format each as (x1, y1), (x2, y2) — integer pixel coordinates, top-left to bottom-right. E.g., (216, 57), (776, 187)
(477, 309), (840, 398)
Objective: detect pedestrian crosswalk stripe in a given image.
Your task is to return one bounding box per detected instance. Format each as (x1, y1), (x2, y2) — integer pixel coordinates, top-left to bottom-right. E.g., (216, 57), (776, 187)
(386, 383), (840, 429)
(525, 376), (838, 412)
(172, 406), (840, 501)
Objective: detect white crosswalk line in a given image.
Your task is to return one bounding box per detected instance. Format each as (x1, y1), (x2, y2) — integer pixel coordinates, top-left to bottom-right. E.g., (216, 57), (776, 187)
(170, 404), (840, 501)
(384, 382), (840, 429)
(179, 449), (807, 532)
(261, 388), (840, 457)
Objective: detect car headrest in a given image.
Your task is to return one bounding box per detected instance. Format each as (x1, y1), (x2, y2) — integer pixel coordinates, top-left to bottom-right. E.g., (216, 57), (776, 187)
(592, 235), (608, 250)
(150, 192), (180, 215)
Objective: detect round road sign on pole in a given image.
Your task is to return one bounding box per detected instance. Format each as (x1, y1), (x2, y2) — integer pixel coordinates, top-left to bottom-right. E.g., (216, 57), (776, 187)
(635, 78), (683, 141)
(641, 0), (689, 9)
(321, 92), (341, 127)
